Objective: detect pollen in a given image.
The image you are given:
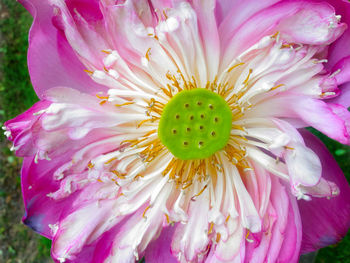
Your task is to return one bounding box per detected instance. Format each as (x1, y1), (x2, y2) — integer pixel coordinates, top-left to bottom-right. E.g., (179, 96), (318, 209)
(158, 88), (232, 160)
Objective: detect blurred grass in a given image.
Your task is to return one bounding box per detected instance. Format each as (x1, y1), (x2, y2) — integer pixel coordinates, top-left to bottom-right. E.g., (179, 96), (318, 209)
(0, 1), (349, 263)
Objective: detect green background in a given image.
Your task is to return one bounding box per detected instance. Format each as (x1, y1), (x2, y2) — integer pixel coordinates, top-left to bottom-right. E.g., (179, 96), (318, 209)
(0, 1), (349, 262)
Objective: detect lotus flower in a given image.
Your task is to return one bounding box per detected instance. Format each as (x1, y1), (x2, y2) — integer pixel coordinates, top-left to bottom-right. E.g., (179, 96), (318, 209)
(4, 0), (350, 262)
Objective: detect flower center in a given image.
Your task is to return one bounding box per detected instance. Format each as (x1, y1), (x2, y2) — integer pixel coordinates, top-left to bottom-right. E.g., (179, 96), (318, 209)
(158, 88), (232, 160)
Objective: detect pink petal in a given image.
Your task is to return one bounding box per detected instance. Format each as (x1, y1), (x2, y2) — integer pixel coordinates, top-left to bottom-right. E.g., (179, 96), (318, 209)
(298, 130), (350, 253)
(249, 95), (349, 144)
(275, 190), (302, 263)
(324, 0), (350, 108)
(4, 100), (51, 156)
(328, 103), (350, 145)
(330, 82), (350, 108)
(171, 189), (211, 262)
(220, 1), (346, 70)
(332, 56), (350, 85)
(18, 0), (107, 98)
(326, 0), (350, 68)
(21, 156), (76, 239)
(50, 0), (110, 69)
(192, 0), (220, 81)
(265, 177), (301, 263)
(144, 225), (178, 263)
(51, 199), (122, 262)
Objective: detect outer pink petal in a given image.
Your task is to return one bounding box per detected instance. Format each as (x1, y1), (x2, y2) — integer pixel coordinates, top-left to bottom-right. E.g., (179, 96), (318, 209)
(19, 0), (107, 98)
(144, 226), (178, 263)
(21, 156), (76, 238)
(298, 130), (350, 253)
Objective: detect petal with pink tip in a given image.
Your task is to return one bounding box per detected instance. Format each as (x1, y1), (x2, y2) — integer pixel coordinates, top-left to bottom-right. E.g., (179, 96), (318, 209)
(171, 188), (210, 262)
(220, 1), (346, 70)
(51, 198), (123, 262)
(293, 98), (349, 144)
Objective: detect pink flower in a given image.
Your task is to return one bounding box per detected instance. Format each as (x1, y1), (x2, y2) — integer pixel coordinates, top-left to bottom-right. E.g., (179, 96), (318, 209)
(4, 0), (350, 262)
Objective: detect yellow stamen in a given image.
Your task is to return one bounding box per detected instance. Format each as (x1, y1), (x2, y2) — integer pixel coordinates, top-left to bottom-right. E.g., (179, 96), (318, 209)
(104, 157), (117, 165)
(96, 94), (109, 100)
(271, 31), (280, 39)
(208, 222), (214, 234)
(112, 170), (126, 179)
(84, 69), (93, 75)
(191, 184), (208, 201)
(270, 84), (285, 91)
(145, 48), (151, 61)
(115, 102), (134, 107)
(243, 69), (253, 86)
(228, 62), (245, 73)
(143, 205), (151, 219)
(165, 213), (170, 224)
